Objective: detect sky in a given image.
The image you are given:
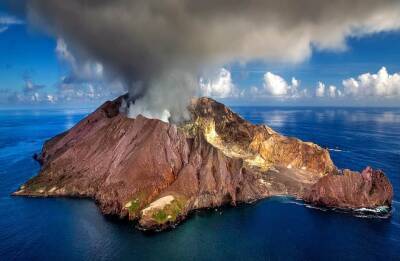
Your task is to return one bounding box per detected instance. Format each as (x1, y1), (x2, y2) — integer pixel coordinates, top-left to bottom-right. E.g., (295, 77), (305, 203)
(1, 1), (400, 109)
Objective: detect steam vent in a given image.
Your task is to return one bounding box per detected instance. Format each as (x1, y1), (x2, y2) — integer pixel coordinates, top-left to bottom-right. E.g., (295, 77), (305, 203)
(14, 95), (393, 231)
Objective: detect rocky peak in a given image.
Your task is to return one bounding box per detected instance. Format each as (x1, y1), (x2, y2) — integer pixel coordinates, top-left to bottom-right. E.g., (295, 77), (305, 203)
(14, 95), (393, 231)
(187, 97), (336, 176)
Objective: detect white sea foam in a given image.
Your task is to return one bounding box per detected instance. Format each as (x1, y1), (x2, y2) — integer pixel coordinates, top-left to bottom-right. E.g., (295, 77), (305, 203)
(284, 198), (391, 217)
(328, 148), (343, 152)
(352, 206), (392, 219)
(305, 205), (328, 211)
(355, 206), (390, 213)
(283, 199), (328, 211)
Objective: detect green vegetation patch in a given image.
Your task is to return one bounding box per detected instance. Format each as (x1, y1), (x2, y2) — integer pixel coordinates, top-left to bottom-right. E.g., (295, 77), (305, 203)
(126, 198), (140, 214)
(29, 183), (46, 192)
(125, 191), (149, 218)
(151, 198), (186, 224)
(152, 209), (168, 223)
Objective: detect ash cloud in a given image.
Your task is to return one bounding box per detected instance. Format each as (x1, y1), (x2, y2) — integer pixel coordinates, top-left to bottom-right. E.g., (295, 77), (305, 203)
(28, 0), (400, 121)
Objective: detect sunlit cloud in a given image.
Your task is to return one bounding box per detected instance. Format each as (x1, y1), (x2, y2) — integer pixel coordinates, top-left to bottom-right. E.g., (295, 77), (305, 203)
(246, 72), (307, 100)
(315, 82), (342, 98)
(343, 67), (400, 97)
(199, 68), (239, 98)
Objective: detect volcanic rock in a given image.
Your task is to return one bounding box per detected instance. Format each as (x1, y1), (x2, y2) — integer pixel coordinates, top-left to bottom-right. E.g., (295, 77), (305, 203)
(303, 167), (393, 209)
(13, 95), (393, 230)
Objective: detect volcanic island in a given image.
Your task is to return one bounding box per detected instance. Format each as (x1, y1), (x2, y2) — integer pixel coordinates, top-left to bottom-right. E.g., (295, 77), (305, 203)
(13, 95), (393, 231)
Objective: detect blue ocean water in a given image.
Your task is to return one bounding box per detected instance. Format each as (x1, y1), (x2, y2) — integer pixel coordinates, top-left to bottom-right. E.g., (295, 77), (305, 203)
(0, 107), (399, 260)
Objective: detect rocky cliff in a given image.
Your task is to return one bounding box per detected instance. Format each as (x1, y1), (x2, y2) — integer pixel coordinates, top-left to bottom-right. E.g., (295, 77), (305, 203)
(13, 96), (393, 230)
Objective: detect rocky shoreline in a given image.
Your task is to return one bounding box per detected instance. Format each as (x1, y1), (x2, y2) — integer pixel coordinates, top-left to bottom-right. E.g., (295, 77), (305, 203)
(13, 96), (393, 231)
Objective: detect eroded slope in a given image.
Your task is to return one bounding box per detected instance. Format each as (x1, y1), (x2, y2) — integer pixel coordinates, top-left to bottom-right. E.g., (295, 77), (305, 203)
(14, 96), (393, 230)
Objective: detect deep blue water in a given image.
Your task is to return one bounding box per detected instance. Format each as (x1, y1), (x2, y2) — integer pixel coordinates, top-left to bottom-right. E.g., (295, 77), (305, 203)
(0, 107), (399, 260)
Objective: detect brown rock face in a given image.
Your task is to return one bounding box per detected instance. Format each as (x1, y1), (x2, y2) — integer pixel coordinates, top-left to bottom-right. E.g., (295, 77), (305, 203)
(13, 95), (393, 231)
(304, 167), (393, 209)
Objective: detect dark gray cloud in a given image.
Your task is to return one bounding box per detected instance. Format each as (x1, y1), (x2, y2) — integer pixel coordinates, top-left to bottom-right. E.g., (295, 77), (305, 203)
(53, 38), (125, 103)
(28, 0), (400, 120)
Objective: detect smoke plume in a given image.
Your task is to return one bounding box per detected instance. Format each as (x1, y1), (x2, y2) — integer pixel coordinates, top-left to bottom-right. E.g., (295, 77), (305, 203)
(28, 0), (400, 121)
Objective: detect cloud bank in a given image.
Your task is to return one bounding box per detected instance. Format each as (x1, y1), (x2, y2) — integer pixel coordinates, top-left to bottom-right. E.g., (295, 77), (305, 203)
(313, 67), (400, 101)
(207, 67), (400, 103)
(343, 67), (400, 97)
(27, 0), (400, 118)
(4, 66), (400, 106)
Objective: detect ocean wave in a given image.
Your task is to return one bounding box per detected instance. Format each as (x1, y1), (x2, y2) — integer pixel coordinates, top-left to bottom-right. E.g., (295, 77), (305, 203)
(340, 206), (392, 219)
(305, 205), (328, 211)
(354, 206), (391, 215)
(354, 206), (390, 213)
(284, 199), (328, 211)
(284, 199), (391, 218)
(328, 148), (344, 152)
(353, 213), (391, 219)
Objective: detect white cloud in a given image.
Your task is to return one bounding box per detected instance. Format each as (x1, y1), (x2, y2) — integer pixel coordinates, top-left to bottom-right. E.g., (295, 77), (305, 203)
(202, 67), (400, 103)
(261, 72), (305, 98)
(244, 72), (307, 100)
(343, 67), (400, 97)
(46, 94), (57, 103)
(264, 72), (289, 96)
(316, 82), (325, 97)
(13, 91), (49, 104)
(328, 85), (337, 97)
(315, 82), (342, 98)
(199, 68), (237, 98)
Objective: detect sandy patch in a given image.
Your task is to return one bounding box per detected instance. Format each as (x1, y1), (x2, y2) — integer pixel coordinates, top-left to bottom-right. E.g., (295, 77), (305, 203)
(142, 195), (175, 216)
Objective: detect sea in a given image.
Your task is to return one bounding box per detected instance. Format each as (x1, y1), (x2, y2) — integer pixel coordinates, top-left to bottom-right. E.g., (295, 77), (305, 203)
(0, 107), (399, 260)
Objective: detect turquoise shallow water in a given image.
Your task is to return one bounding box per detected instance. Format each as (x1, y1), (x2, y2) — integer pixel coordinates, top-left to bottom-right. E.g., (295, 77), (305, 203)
(0, 107), (399, 260)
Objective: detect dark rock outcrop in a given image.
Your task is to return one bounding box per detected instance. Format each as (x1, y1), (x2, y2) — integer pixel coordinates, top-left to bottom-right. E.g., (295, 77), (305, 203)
(13, 95), (393, 230)
(303, 167), (393, 209)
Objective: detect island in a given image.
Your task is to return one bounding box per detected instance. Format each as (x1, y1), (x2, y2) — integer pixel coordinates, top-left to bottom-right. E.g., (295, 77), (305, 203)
(13, 95), (393, 231)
